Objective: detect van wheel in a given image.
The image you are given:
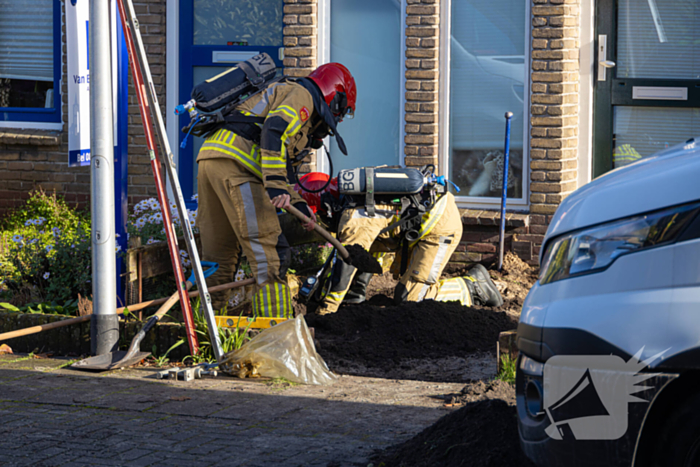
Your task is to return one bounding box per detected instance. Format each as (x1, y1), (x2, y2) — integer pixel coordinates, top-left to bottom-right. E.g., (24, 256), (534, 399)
(652, 393), (700, 467)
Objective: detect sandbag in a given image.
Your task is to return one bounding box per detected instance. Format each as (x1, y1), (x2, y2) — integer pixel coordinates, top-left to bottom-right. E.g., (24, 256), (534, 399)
(220, 316), (336, 385)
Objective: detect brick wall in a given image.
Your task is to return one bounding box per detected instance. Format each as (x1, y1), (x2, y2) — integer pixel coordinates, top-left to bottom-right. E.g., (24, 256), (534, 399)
(528, 0), (581, 259)
(283, 0), (317, 172)
(127, 0), (167, 205)
(404, 0), (440, 170)
(0, 0), (167, 219)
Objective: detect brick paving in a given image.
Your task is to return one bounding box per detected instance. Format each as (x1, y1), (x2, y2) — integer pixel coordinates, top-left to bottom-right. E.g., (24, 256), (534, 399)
(0, 355), (466, 466)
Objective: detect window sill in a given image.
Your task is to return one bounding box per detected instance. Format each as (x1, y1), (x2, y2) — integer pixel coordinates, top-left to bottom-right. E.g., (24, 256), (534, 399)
(0, 129), (61, 146)
(460, 209), (529, 227)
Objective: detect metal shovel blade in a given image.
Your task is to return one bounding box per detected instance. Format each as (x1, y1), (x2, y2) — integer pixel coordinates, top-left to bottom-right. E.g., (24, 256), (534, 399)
(71, 351), (151, 371)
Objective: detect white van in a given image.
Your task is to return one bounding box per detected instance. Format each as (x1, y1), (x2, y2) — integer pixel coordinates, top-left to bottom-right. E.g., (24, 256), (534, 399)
(516, 137), (700, 467)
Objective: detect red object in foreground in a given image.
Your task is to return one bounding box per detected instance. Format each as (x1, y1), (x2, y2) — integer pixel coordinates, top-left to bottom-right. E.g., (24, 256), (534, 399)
(116, 0), (199, 355)
(293, 172), (338, 215)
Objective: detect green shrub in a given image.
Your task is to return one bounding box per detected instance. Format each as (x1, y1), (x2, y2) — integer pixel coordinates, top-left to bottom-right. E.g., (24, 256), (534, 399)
(0, 190), (91, 307)
(290, 242), (334, 272)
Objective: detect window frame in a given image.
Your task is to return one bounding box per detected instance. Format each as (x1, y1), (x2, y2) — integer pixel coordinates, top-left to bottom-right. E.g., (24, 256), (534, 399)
(0, 0), (62, 128)
(439, 0), (531, 210)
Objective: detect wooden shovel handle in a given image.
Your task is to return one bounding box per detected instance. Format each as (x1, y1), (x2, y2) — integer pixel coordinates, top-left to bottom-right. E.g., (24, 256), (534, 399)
(0, 315), (91, 342)
(0, 278), (257, 343)
(285, 204), (350, 260)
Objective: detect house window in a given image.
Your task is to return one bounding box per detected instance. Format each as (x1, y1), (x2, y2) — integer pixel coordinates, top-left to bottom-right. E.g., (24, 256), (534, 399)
(0, 0), (61, 125)
(443, 0), (528, 205)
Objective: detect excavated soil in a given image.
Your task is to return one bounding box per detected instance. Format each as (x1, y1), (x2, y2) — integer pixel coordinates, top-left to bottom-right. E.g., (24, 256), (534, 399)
(374, 380), (535, 467)
(305, 300), (518, 374)
(345, 243), (383, 274)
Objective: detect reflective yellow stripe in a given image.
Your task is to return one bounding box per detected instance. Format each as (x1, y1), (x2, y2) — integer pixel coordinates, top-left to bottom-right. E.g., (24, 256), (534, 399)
(327, 290), (345, 302)
(267, 105), (302, 161)
(202, 130), (263, 177)
(201, 143), (263, 178)
(410, 195), (449, 247)
(269, 105), (298, 119)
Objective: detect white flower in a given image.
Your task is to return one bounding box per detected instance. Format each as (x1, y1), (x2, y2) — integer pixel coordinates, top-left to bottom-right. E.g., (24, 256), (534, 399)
(11, 235), (23, 243)
(135, 218), (146, 228)
(191, 193), (198, 201)
(45, 245), (53, 253)
(24, 220), (34, 226)
(146, 237), (157, 245)
(35, 217), (45, 226)
(115, 233), (120, 238)
(52, 227), (61, 237)
(235, 269), (246, 281)
(43, 272), (50, 280)
(148, 199), (160, 210)
(115, 244), (122, 253)
(179, 250), (188, 258)
(181, 258), (191, 268)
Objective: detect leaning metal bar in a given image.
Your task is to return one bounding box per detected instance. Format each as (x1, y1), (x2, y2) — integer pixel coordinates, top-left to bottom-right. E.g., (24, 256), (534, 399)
(118, 0), (224, 360)
(115, 0), (199, 355)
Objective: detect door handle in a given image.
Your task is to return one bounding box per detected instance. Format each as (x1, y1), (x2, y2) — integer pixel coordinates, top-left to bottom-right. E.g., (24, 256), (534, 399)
(597, 35), (614, 81)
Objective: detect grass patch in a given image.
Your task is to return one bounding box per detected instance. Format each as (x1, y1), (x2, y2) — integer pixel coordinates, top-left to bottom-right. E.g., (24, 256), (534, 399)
(495, 353), (516, 385)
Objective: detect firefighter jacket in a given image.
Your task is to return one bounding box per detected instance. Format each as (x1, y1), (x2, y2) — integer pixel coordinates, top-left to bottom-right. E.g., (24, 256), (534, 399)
(196, 80), (316, 203)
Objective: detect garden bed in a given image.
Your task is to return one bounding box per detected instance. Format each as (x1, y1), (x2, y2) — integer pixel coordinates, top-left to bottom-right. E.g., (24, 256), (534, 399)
(0, 312), (189, 360)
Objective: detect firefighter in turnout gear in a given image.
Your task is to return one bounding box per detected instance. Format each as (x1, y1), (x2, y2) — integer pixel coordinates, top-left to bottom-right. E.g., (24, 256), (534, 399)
(196, 63), (356, 317)
(296, 171), (503, 314)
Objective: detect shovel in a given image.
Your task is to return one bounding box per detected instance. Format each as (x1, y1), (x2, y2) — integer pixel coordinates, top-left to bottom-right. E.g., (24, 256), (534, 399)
(285, 205), (382, 274)
(72, 262), (221, 371)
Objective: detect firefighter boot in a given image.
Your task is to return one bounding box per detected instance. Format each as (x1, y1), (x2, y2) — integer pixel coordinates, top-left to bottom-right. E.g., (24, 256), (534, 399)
(464, 264), (503, 307)
(343, 272), (372, 305)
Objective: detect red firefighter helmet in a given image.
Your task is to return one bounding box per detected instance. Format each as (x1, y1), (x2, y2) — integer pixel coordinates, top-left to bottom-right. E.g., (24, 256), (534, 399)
(307, 63), (356, 120)
(294, 172), (339, 215)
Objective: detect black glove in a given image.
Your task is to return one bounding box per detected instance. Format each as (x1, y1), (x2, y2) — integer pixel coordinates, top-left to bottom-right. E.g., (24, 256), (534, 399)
(294, 202), (312, 219)
(266, 188), (287, 200)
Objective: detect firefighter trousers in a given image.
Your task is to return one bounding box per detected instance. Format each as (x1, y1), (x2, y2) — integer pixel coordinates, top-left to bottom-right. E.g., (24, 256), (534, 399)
(196, 158), (293, 318)
(319, 194), (464, 313)
(391, 194), (463, 303)
(318, 206), (395, 314)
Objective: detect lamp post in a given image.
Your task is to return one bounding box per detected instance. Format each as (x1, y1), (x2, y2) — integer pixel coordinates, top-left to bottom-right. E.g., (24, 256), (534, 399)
(89, 0), (119, 355)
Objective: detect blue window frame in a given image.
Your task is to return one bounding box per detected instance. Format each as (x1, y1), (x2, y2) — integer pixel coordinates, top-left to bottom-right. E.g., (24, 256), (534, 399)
(0, 0), (62, 124)
(178, 0), (284, 205)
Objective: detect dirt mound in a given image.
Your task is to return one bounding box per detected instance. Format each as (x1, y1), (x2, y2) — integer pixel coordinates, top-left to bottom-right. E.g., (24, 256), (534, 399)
(305, 300), (518, 370)
(374, 381), (535, 467)
(443, 379), (514, 406)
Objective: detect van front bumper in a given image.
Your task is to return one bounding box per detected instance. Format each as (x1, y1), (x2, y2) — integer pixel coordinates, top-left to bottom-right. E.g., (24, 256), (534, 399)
(516, 325), (676, 467)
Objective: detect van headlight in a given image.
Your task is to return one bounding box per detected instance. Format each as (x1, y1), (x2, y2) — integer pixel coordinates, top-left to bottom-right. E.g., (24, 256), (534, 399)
(540, 203), (700, 285)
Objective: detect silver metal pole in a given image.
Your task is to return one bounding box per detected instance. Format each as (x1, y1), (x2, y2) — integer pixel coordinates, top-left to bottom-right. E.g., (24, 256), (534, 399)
(90, 0), (118, 355)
